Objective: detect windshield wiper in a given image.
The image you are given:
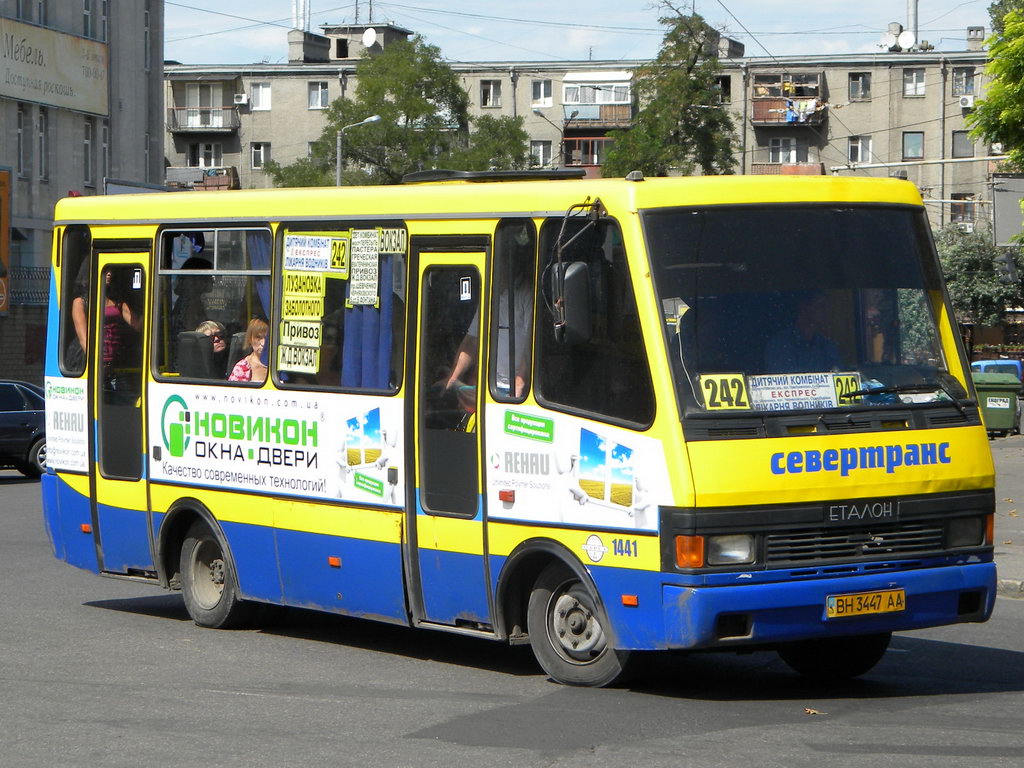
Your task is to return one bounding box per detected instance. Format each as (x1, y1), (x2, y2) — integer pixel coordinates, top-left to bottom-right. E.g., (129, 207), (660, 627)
(840, 379), (967, 415)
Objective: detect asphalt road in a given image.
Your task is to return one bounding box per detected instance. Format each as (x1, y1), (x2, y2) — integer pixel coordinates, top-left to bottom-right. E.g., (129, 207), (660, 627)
(3, 472), (1024, 768)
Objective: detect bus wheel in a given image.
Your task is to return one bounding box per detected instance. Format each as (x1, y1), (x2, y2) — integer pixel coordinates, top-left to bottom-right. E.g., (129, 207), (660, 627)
(777, 632), (891, 680)
(179, 521), (254, 629)
(526, 563), (631, 687)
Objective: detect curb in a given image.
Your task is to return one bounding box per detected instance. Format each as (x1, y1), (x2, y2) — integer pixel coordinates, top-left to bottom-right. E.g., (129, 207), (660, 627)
(997, 578), (1024, 598)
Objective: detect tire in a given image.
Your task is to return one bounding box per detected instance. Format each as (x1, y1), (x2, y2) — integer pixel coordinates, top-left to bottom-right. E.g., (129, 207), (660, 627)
(19, 438), (45, 478)
(179, 521), (255, 629)
(526, 562), (632, 687)
(777, 632), (891, 680)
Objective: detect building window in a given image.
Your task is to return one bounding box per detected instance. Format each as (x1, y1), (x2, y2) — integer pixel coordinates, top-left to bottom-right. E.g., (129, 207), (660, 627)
(83, 0), (92, 37)
(101, 119), (110, 181)
(715, 75), (732, 104)
(84, 118), (94, 186)
(99, 0), (108, 41)
(308, 81), (329, 109)
(753, 73), (820, 99)
(903, 69), (926, 97)
(186, 82), (224, 127)
(481, 80), (502, 108)
(188, 142), (223, 168)
(952, 66), (975, 96)
(531, 79), (552, 108)
(952, 130), (974, 158)
(564, 83), (631, 104)
(849, 72), (871, 100)
(530, 140), (552, 167)
(16, 105), (28, 177)
(769, 137), (797, 164)
(36, 0), (48, 25)
(250, 82), (271, 110)
(902, 131), (924, 160)
(251, 142), (271, 169)
(950, 193), (976, 224)
(37, 108), (48, 181)
(848, 135), (871, 163)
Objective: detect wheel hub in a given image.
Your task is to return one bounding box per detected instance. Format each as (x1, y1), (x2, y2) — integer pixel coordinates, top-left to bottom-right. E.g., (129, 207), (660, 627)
(551, 593), (604, 656)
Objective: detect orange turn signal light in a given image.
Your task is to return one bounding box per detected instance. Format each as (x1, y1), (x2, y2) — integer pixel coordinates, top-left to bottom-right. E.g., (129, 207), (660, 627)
(327, 556), (341, 568)
(675, 535), (704, 568)
(498, 489), (515, 503)
(985, 513), (994, 546)
(621, 594), (639, 607)
(80, 523), (92, 534)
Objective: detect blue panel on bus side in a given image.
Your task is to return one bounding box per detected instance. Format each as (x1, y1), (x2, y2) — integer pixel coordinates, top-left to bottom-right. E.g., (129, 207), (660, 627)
(420, 548), (491, 625)
(97, 503), (153, 573)
(220, 520), (285, 604)
(44, 277), (60, 377)
(275, 528), (407, 623)
(40, 473), (65, 560)
(50, 474), (100, 573)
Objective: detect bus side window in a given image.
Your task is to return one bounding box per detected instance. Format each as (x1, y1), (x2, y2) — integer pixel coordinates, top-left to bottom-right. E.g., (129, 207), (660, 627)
(488, 219), (536, 402)
(535, 219), (655, 426)
(58, 225), (92, 376)
(155, 228), (272, 382)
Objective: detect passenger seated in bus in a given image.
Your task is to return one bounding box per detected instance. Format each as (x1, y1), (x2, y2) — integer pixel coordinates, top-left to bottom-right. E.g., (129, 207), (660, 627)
(195, 320), (228, 374)
(764, 290), (842, 373)
(228, 317), (269, 383)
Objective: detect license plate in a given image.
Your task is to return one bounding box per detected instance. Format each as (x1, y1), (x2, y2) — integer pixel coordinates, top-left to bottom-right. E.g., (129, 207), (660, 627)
(826, 589), (905, 619)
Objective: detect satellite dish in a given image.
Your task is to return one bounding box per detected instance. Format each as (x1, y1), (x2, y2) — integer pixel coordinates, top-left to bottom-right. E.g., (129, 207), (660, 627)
(882, 31), (899, 50)
(897, 30), (917, 50)
(362, 28), (377, 48)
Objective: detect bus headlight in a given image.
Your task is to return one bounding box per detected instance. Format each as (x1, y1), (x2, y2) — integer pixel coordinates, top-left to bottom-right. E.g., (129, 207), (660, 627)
(706, 534), (755, 565)
(948, 515), (987, 548)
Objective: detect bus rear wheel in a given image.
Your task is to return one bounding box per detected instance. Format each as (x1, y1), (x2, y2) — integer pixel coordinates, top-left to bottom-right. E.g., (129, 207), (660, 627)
(526, 563), (632, 687)
(777, 632), (891, 680)
(179, 521), (254, 629)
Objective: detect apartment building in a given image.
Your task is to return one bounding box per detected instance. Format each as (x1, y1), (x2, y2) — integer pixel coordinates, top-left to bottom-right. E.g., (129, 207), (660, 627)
(0, 0), (164, 381)
(163, 22), (992, 233)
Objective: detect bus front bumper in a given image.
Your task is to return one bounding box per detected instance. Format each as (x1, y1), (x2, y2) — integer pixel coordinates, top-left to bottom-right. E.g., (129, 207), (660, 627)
(657, 561), (996, 650)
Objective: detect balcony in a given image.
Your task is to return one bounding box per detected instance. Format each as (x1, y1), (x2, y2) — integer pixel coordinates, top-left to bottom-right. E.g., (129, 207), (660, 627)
(167, 107), (241, 134)
(563, 104), (633, 129)
(751, 97), (826, 127)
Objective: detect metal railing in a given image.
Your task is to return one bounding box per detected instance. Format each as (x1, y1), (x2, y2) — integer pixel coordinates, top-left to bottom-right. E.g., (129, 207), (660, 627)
(9, 266), (51, 306)
(166, 107), (241, 132)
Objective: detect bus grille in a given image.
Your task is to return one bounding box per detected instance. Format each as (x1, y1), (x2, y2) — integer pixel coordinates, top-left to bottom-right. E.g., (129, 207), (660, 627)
(765, 523), (945, 565)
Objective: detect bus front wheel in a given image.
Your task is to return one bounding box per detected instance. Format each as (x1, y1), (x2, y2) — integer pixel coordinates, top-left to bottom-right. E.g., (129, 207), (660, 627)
(777, 632), (891, 680)
(526, 563), (631, 687)
(179, 521), (254, 629)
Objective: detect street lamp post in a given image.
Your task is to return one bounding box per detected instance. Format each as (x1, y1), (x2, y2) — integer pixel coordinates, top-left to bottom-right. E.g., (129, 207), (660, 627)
(335, 114), (382, 186)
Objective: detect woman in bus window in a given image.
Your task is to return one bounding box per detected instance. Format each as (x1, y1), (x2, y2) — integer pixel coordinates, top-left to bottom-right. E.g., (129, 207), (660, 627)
(228, 317), (269, 383)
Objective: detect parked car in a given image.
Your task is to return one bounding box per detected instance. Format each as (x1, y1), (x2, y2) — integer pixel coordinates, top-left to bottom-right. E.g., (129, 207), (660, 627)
(0, 380), (46, 477)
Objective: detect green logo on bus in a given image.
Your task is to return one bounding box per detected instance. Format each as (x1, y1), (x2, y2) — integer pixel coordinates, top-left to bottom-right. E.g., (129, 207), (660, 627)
(161, 394), (191, 457)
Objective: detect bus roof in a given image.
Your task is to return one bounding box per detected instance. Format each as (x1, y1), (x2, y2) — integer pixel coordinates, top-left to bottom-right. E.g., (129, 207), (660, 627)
(53, 175), (923, 225)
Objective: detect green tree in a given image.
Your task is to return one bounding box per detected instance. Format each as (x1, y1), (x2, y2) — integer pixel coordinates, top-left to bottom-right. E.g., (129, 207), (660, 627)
(989, 1), (1024, 36)
(266, 36), (529, 187)
(969, 10), (1024, 170)
(602, 4), (735, 178)
(934, 224), (1024, 326)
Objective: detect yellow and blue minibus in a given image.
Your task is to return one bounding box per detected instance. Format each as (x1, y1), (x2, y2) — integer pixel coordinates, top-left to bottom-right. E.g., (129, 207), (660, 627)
(42, 170), (996, 686)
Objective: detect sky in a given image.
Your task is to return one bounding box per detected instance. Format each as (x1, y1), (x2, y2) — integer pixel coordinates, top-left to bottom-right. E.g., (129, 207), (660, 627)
(164, 0), (996, 65)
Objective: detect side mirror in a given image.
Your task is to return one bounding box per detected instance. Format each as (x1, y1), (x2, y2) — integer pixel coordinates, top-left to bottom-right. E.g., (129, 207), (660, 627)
(553, 261), (591, 344)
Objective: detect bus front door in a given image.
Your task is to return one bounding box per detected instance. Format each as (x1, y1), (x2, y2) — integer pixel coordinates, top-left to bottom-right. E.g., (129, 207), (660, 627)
(89, 253), (153, 575)
(410, 250), (493, 629)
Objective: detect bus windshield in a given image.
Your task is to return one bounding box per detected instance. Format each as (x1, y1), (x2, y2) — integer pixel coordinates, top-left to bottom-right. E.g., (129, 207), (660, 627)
(643, 204), (966, 415)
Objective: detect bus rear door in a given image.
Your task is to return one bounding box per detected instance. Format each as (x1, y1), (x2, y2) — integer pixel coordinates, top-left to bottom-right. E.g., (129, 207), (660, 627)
(409, 246), (493, 629)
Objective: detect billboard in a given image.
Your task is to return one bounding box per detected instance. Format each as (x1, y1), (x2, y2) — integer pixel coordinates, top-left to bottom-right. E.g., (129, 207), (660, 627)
(0, 167), (9, 315)
(0, 17), (109, 116)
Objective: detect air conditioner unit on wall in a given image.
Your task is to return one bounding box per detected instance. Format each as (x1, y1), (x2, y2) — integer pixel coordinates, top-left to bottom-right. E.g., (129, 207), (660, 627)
(959, 94), (975, 109)
(233, 93), (248, 105)
(957, 222), (975, 233)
